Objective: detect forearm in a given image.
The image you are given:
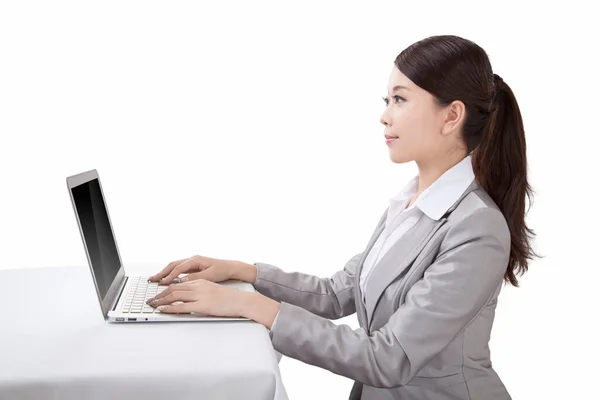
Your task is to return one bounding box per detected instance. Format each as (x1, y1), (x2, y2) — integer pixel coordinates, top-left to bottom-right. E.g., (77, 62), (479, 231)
(246, 261), (357, 319)
(268, 301), (411, 388)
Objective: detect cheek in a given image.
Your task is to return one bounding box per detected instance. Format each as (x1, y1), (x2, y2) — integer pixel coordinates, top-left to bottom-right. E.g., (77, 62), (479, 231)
(392, 107), (427, 142)
(389, 107), (437, 161)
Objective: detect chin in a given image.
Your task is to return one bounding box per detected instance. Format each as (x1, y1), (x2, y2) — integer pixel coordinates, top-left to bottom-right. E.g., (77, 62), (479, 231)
(389, 152), (412, 164)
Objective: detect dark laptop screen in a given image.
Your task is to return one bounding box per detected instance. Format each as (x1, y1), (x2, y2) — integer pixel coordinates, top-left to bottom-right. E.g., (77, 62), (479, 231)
(71, 178), (121, 300)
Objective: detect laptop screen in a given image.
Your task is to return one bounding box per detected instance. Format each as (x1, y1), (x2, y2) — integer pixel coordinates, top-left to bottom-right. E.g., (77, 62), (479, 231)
(71, 178), (121, 300)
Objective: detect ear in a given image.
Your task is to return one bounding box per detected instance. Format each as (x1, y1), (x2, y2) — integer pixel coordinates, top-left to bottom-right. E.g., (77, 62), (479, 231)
(441, 100), (466, 136)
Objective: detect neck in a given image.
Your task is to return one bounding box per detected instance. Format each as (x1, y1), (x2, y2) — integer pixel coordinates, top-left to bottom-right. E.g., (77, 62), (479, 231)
(413, 151), (468, 199)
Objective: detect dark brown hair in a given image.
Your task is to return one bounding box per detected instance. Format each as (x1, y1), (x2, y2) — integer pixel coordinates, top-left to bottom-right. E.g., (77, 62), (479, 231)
(395, 35), (538, 287)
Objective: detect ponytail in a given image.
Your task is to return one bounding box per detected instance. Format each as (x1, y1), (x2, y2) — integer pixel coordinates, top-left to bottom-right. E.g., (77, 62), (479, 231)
(471, 74), (539, 287)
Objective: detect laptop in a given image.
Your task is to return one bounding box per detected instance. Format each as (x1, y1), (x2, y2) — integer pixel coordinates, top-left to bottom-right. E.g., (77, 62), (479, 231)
(66, 168), (255, 323)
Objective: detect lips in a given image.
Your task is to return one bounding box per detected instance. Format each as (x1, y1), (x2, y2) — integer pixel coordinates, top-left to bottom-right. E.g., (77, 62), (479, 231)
(384, 134), (399, 139)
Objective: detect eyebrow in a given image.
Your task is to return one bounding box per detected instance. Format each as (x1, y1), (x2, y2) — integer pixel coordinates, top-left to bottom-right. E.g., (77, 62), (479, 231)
(389, 85), (409, 93)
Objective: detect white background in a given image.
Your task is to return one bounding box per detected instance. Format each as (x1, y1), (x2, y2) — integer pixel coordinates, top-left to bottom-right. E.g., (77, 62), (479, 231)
(1, 1), (598, 398)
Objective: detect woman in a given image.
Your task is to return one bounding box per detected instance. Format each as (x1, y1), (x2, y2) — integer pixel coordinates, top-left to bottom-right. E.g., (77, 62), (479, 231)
(146, 34), (537, 400)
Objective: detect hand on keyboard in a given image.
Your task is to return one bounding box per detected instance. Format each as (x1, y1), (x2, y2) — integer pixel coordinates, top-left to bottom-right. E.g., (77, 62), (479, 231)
(146, 278), (252, 318)
(148, 255), (240, 286)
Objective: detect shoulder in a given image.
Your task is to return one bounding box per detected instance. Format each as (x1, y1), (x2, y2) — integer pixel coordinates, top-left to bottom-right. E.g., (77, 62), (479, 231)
(440, 187), (511, 255)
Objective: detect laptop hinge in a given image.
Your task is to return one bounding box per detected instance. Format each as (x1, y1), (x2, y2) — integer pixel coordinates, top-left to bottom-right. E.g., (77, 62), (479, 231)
(111, 276), (129, 312)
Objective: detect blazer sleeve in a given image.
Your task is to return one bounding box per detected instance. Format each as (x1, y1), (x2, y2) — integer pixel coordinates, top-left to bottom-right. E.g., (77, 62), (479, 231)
(268, 208), (511, 389)
(269, 309), (282, 336)
(252, 252), (364, 320)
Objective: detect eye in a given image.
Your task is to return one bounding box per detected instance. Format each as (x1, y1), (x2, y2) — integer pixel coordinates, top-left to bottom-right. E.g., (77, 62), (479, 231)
(382, 95), (405, 105)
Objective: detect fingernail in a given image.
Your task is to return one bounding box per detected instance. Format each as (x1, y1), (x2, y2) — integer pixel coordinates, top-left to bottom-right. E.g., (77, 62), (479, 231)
(150, 299), (158, 306)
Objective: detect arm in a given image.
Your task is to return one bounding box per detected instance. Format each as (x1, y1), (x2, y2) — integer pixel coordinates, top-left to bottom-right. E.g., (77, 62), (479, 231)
(235, 252), (364, 320)
(256, 209), (510, 388)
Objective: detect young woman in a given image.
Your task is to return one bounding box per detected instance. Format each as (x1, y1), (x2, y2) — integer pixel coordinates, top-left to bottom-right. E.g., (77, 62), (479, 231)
(147, 34), (537, 400)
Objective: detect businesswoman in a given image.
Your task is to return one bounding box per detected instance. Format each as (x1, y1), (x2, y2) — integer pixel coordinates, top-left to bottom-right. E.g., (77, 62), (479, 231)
(146, 34), (537, 400)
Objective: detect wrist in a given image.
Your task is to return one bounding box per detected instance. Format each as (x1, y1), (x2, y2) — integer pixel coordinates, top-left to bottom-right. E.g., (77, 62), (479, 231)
(231, 261), (258, 283)
(240, 292), (280, 329)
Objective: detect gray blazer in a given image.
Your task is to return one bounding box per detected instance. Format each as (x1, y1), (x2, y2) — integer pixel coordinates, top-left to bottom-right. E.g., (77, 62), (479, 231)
(253, 179), (512, 400)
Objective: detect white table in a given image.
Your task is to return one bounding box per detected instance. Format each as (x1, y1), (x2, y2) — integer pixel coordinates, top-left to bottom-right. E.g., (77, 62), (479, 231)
(0, 264), (288, 400)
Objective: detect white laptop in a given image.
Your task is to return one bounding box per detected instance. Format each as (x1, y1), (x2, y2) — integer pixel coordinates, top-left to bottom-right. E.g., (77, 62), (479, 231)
(66, 168), (255, 323)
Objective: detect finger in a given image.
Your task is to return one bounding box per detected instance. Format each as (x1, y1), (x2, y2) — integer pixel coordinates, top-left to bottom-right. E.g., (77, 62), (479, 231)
(178, 270), (216, 283)
(146, 282), (197, 303)
(149, 290), (198, 307)
(149, 257), (189, 281)
(160, 258), (198, 285)
(157, 301), (201, 315)
(148, 257), (191, 282)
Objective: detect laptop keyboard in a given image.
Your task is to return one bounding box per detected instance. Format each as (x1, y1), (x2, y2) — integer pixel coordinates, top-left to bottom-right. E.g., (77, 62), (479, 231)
(121, 276), (166, 314)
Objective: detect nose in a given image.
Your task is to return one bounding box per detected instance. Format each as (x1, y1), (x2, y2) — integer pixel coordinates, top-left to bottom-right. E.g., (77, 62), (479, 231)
(380, 111), (391, 127)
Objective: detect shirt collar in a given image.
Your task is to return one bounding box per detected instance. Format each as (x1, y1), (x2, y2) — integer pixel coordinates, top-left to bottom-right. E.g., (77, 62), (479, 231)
(389, 155), (475, 221)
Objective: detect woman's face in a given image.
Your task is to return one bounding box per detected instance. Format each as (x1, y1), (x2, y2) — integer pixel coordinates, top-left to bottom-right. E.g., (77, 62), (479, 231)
(380, 66), (451, 165)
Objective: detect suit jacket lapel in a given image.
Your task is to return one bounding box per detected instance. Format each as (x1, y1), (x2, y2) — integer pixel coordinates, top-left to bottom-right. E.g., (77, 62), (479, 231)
(362, 178), (480, 330)
(354, 209), (388, 328)
(363, 215), (448, 329)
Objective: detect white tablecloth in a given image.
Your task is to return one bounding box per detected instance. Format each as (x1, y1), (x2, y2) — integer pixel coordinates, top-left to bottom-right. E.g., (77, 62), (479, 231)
(0, 264), (288, 400)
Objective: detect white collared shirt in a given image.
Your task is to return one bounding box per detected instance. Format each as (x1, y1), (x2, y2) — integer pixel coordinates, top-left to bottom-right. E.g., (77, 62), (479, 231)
(359, 155), (475, 303)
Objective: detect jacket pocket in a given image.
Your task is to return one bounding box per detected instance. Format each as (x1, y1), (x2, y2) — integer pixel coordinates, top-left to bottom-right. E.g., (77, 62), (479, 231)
(405, 372), (465, 389)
